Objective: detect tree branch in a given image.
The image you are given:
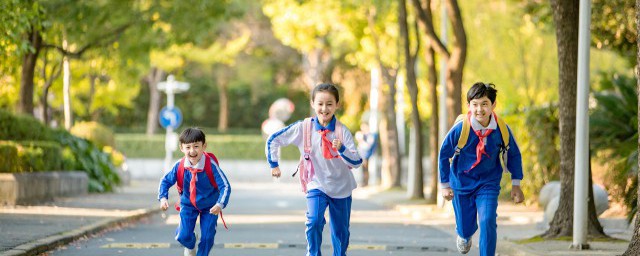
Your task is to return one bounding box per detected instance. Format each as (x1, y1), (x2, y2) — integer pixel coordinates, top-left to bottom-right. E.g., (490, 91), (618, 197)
(411, 0), (450, 58)
(43, 23), (131, 58)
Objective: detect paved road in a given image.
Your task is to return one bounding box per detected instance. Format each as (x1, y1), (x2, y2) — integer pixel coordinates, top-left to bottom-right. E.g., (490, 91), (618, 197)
(47, 180), (473, 256)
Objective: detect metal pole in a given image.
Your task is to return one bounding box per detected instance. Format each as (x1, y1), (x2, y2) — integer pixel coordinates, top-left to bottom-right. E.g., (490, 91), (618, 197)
(437, 0), (448, 208)
(396, 74), (406, 156)
(369, 66), (381, 185)
(163, 76), (176, 174)
(572, 0), (591, 250)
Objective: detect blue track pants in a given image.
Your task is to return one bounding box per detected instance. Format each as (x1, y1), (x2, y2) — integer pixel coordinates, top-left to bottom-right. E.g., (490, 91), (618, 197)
(305, 189), (352, 256)
(175, 204), (219, 256)
(452, 187), (499, 256)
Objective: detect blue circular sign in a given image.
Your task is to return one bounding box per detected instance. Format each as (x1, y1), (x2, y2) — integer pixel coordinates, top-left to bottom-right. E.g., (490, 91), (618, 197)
(159, 107), (183, 129)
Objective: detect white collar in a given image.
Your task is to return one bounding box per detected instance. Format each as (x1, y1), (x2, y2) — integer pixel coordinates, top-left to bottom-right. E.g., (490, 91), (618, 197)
(470, 113), (497, 131)
(183, 154), (206, 169)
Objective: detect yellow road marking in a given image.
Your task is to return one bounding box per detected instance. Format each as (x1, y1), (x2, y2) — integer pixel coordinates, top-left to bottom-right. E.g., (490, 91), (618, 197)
(223, 243), (279, 249)
(101, 243), (170, 249)
(349, 244), (386, 250)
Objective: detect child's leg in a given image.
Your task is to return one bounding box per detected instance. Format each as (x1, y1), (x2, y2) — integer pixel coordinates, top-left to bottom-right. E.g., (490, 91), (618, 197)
(327, 195), (352, 256)
(306, 189), (330, 256)
(475, 189), (499, 256)
(176, 204), (199, 249)
(452, 192), (478, 240)
(197, 208), (219, 256)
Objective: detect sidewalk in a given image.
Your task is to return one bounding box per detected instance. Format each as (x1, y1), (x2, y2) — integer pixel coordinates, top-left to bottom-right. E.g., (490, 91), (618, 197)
(0, 180), (160, 256)
(355, 185), (634, 256)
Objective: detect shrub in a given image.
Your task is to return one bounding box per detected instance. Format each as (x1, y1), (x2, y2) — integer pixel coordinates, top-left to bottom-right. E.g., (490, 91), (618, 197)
(16, 141), (63, 172)
(53, 129), (120, 192)
(0, 109), (53, 141)
(0, 141), (20, 173)
(70, 121), (115, 149)
(115, 133), (299, 160)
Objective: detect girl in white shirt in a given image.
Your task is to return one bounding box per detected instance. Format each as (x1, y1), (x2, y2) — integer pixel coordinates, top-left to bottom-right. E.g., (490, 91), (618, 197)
(266, 83), (362, 256)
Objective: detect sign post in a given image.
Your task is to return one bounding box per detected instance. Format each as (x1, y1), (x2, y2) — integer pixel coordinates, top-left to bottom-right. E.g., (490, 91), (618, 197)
(158, 75), (190, 174)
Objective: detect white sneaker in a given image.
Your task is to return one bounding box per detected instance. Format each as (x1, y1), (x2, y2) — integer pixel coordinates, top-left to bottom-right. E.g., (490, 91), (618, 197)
(184, 233), (198, 256)
(456, 236), (472, 254)
(183, 247), (196, 256)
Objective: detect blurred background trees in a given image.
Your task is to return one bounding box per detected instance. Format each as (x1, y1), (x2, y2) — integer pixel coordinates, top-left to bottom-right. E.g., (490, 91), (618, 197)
(1, 0), (637, 228)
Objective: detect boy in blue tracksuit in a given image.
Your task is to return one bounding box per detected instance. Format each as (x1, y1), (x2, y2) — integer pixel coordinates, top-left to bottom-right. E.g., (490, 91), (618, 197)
(439, 82), (524, 256)
(158, 127), (231, 256)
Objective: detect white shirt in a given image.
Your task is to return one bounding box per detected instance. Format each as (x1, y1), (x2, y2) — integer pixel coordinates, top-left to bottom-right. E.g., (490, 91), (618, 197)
(266, 117), (363, 198)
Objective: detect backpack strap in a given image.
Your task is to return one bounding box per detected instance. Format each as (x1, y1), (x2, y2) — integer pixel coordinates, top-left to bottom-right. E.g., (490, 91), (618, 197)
(455, 113), (471, 156)
(176, 158), (186, 195)
(452, 112), (511, 172)
(494, 113), (510, 172)
(175, 152), (221, 201)
(303, 117), (313, 154)
(334, 119), (344, 142)
(293, 118), (313, 178)
(203, 152), (219, 190)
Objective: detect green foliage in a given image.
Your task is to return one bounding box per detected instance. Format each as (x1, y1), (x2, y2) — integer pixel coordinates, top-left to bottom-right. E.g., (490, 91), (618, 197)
(0, 140), (64, 173)
(590, 72), (638, 220)
(53, 129), (120, 192)
(0, 109), (53, 141)
(70, 121), (116, 149)
(0, 141), (20, 173)
(16, 141), (63, 172)
(501, 105), (560, 202)
(115, 133), (299, 160)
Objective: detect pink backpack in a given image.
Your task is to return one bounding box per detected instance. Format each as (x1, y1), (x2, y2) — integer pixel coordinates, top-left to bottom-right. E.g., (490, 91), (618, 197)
(294, 117), (344, 193)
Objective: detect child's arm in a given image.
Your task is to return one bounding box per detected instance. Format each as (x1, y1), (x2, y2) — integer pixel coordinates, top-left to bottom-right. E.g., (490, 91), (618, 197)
(211, 160), (231, 210)
(158, 163), (179, 209)
(438, 124), (461, 190)
(335, 128), (363, 169)
(505, 126), (525, 203)
(265, 121), (303, 169)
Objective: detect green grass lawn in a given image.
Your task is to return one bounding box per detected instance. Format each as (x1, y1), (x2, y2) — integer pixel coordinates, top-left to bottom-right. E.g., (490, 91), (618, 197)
(115, 133), (300, 160)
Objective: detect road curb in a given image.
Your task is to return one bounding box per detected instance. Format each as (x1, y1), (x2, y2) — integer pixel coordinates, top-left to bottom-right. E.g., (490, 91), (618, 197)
(0, 207), (161, 256)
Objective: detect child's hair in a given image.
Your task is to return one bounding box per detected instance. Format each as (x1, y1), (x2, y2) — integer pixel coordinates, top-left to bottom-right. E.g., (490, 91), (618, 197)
(467, 82), (498, 103)
(311, 83), (340, 103)
(179, 127), (206, 144)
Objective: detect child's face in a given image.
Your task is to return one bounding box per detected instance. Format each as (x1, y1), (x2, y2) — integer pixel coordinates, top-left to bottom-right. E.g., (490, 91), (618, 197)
(180, 141), (207, 165)
(311, 91), (338, 126)
(468, 96), (496, 126)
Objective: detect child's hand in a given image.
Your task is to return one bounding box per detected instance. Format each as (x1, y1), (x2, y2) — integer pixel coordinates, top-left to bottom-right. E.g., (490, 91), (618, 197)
(160, 198), (169, 211)
(271, 166), (281, 178)
(332, 139), (342, 150)
(210, 205), (222, 215)
(511, 185), (524, 204)
(441, 188), (454, 201)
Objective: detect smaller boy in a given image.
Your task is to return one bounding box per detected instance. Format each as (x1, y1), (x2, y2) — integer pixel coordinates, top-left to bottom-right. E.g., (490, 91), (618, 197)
(439, 82), (524, 256)
(158, 127), (231, 256)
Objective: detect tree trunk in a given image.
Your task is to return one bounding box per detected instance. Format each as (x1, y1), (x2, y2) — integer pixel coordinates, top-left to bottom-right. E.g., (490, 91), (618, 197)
(443, 0), (466, 127)
(543, 0), (580, 238)
(19, 29), (42, 116)
(367, 7), (401, 189)
(400, 0), (424, 199)
(379, 83), (402, 189)
(216, 68), (229, 132)
(622, 0), (640, 253)
(145, 67), (165, 135)
(302, 46), (332, 89)
(426, 42), (439, 204)
(587, 149), (607, 237)
(88, 74), (96, 115)
(411, 0), (466, 127)
(40, 53), (61, 126)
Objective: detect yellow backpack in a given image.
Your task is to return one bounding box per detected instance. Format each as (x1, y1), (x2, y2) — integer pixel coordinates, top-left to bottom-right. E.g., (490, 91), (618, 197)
(453, 113), (510, 172)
